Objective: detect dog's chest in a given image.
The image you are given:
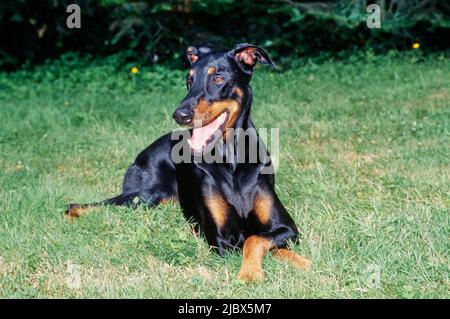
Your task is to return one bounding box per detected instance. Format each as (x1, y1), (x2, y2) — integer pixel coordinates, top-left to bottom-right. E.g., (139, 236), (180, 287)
(201, 164), (260, 218)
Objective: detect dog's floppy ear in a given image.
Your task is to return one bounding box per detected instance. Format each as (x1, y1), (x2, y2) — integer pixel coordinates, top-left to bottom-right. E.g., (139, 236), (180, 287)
(186, 46), (213, 65)
(228, 43), (276, 75)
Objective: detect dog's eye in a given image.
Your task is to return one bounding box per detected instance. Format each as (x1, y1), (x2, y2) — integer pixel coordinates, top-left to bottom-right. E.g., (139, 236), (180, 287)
(213, 76), (225, 85)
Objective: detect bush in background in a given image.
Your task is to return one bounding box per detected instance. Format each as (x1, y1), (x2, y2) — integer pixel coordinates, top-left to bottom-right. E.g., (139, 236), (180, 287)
(1, 0), (449, 70)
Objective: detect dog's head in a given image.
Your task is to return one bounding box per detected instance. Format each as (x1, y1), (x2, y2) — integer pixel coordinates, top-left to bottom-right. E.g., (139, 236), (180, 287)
(172, 43), (275, 152)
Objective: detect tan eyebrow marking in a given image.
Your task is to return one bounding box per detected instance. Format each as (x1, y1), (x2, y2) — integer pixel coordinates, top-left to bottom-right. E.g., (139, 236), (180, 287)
(207, 67), (216, 75)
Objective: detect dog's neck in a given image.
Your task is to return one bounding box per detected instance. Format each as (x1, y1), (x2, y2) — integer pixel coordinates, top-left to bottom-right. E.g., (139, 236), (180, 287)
(234, 85), (254, 131)
(227, 85), (266, 169)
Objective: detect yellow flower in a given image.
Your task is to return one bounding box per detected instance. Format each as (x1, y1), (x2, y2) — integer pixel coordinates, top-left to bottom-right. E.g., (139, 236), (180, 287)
(131, 66), (139, 74)
(412, 43), (420, 49)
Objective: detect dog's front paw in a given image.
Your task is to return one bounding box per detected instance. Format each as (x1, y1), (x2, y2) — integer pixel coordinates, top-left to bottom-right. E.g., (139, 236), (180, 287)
(272, 248), (312, 271)
(295, 256), (312, 270)
(237, 266), (264, 282)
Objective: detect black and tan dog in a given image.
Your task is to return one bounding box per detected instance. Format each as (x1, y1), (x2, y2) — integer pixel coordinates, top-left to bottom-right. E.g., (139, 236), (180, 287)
(66, 43), (311, 282)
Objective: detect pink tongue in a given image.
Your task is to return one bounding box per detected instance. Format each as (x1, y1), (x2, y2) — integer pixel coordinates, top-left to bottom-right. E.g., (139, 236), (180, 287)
(188, 112), (227, 151)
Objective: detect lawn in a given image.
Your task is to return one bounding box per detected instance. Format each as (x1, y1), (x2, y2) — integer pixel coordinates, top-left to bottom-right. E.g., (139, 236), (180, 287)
(0, 53), (448, 298)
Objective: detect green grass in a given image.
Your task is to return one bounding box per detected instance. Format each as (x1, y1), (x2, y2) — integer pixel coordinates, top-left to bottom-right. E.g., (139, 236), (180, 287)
(0, 53), (449, 298)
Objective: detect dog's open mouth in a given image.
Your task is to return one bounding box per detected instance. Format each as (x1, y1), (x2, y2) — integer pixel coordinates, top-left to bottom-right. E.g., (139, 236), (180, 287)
(188, 112), (228, 153)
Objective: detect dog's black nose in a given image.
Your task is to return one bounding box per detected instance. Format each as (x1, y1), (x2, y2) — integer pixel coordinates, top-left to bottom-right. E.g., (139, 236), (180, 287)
(173, 108), (193, 125)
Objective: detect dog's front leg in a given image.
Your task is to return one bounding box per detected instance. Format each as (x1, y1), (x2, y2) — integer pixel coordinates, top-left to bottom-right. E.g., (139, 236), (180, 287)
(238, 184), (311, 282)
(238, 235), (273, 282)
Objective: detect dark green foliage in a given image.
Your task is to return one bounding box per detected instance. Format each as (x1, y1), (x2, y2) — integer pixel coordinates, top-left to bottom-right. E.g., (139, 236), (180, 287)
(1, 0), (449, 69)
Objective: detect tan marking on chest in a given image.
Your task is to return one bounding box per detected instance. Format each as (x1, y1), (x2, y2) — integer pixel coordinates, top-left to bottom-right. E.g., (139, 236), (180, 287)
(205, 194), (228, 228)
(253, 193), (273, 224)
